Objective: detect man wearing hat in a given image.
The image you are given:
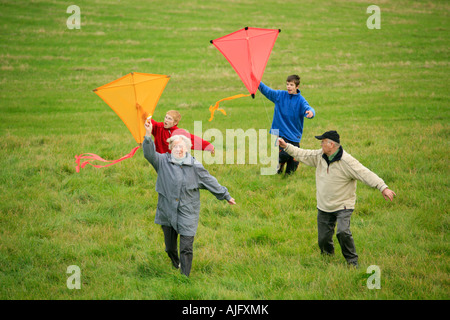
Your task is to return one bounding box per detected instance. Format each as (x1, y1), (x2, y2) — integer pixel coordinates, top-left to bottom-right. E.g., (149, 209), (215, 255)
(278, 131), (396, 267)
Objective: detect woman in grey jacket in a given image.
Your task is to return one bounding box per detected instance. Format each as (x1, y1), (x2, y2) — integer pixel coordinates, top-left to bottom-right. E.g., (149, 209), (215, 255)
(143, 120), (235, 277)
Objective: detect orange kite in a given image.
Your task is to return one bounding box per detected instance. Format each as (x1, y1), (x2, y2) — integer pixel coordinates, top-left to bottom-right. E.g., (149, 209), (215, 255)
(75, 72), (170, 172)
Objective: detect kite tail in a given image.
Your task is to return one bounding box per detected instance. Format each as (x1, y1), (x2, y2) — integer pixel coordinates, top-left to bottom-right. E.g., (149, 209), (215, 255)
(208, 93), (251, 121)
(75, 146), (141, 172)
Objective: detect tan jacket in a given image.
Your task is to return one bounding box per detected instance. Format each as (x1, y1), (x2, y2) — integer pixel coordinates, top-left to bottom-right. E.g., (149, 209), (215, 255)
(284, 144), (388, 212)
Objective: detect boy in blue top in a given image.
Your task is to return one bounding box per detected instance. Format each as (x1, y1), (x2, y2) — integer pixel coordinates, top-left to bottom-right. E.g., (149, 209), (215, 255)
(258, 74), (315, 175)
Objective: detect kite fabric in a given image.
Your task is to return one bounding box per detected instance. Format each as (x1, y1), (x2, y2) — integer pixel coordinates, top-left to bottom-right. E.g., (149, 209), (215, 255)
(94, 72), (170, 144)
(75, 72), (170, 172)
(208, 27), (280, 120)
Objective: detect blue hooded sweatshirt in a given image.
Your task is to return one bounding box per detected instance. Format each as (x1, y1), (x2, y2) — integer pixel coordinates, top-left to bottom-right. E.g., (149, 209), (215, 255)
(258, 82), (315, 143)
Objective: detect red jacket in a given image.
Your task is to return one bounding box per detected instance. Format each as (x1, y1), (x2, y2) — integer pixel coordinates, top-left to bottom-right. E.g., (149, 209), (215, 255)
(151, 119), (213, 154)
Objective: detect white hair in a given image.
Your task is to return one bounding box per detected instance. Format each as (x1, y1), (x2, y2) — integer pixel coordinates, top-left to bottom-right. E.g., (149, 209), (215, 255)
(167, 134), (192, 151)
(328, 139), (341, 148)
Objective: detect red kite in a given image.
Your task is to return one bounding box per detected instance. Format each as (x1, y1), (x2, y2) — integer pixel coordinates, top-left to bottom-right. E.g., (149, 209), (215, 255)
(75, 72), (170, 172)
(208, 27), (280, 120)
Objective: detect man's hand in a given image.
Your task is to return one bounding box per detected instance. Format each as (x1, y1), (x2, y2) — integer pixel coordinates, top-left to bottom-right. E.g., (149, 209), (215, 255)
(227, 197), (236, 205)
(278, 138), (287, 149)
(382, 188), (396, 201)
(305, 110), (314, 118)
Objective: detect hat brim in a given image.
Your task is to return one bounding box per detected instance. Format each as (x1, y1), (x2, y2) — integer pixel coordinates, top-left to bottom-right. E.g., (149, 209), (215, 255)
(315, 135), (340, 144)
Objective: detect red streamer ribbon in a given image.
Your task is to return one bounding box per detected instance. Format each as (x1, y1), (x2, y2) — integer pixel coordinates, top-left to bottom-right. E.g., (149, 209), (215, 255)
(75, 146), (141, 173)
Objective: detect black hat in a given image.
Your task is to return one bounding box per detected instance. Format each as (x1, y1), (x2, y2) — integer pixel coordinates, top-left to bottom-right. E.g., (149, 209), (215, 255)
(315, 130), (340, 144)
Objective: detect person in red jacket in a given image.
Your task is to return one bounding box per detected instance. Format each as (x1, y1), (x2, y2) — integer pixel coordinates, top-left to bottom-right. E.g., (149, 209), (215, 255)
(150, 110), (215, 155)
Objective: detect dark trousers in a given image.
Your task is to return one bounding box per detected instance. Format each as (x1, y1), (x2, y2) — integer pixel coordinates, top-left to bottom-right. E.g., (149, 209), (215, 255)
(161, 225), (195, 277)
(317, 209), (358, 263)
(278, 137), (300, 175)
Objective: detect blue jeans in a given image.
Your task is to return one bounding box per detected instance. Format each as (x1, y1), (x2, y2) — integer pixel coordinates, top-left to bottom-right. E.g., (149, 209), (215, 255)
(317, 208), (358, 263)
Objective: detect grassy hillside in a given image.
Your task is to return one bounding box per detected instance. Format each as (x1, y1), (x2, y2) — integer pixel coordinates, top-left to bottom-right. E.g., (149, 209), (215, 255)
(0, 0), (448, 299)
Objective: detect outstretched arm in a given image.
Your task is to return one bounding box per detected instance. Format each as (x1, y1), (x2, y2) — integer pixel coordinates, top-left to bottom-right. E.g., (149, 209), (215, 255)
(190, 132), (215, 154)
(302, 98), (315, 119)
(142, 120), (163, 171)
(258, 82), (279, 103)
(195, 164), (235, 205)
(278, 138), (321, 167)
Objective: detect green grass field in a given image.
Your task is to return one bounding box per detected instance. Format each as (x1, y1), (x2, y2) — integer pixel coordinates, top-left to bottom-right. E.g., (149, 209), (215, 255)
(0, 0), (448, 300)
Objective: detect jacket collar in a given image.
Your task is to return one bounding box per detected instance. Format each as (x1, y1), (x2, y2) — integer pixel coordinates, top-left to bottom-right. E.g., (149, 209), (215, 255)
(322, 146), (343, 165)
(289, 88), (300, 96)
(168, 153), (194, 166)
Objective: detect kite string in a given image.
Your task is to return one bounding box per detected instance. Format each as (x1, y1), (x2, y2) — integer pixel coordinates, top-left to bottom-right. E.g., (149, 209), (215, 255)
(259, 91), (272, 124)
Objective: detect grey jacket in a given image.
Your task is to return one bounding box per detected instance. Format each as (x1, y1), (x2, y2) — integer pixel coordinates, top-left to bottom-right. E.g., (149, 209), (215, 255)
(143, 135), (231, 236)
